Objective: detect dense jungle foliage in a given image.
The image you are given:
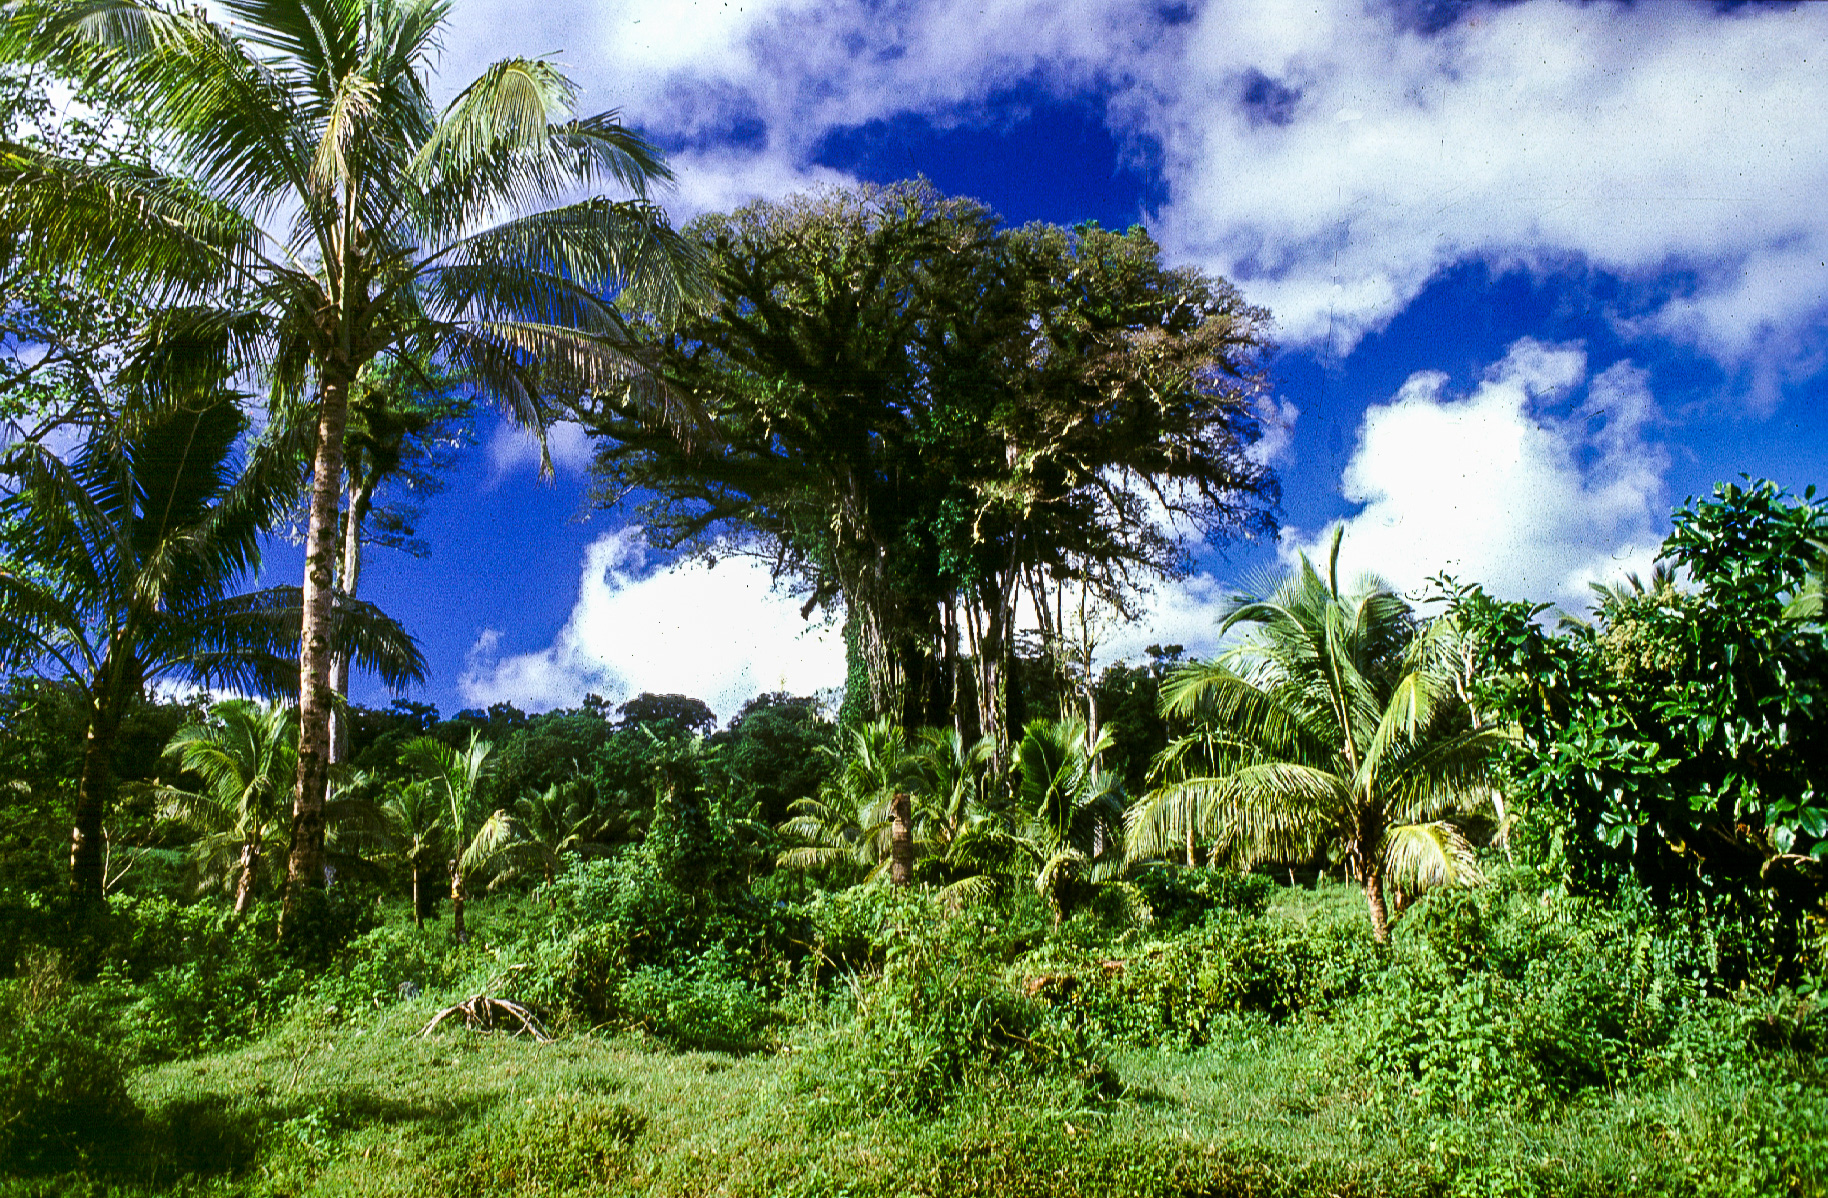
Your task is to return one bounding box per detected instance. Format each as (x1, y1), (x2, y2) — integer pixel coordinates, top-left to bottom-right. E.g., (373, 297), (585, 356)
(0, 2), (1822, 1193)
(0, 483), (1823, 1198)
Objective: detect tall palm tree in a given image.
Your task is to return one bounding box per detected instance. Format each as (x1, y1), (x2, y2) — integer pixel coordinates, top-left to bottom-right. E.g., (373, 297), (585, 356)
(399, 730), (507, 941)
(1127, 529), (1510, 941)
(158, 699), (296, 913)
(2, 0), (701, 929)
(0, 396), (422, 898)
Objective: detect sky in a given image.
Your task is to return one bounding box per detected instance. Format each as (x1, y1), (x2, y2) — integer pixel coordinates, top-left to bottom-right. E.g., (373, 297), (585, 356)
(262, 0), (1828, 725)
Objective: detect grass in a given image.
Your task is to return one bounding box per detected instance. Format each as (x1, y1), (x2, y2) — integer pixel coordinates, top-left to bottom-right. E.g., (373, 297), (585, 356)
(3, 875), (1818, 1197)
(48, 998), (1797, 1198)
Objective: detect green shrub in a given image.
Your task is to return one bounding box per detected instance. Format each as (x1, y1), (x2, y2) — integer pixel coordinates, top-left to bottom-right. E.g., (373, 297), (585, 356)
(618, 945), (774, 1052)
(1131, 866), (1276, 929)
(796, 907), (1113, 1119)
(308, 918), (483, 1016)
(0, 963), (141, 1174)
(95, 901), (308, 1062)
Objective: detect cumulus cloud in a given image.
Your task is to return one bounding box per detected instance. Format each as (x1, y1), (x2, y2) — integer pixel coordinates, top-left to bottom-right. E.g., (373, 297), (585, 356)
(458, 528), (845, 718)
(436, 0), (1828, 395)
(1143, 0), (1828, 387)
(1286, 338), (1669, 609)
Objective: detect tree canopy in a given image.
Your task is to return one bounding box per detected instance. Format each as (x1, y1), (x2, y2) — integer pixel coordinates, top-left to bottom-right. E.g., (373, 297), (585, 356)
(582, 182), (1278, 751)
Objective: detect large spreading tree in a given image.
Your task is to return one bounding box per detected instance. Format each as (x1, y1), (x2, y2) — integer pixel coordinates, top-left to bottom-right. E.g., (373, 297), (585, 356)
(583, 182), (1277, 753)
(2, 0), (700, 928)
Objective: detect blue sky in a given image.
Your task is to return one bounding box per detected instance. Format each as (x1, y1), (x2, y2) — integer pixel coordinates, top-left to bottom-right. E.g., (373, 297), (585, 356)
(279, 0), (1828, 722)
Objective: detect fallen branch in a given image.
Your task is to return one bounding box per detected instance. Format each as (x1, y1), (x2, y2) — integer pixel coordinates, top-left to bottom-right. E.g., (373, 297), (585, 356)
(418, 967), (551, 1043)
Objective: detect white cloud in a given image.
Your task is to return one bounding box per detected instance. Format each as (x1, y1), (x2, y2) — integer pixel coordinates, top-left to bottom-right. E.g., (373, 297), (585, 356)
(1138, 1), (1828, 378)
(485, 419), (595, 480)
(436, 0), (1828, 392)
(458, 528), (845, 718)
(1287, 338), (1668, 610)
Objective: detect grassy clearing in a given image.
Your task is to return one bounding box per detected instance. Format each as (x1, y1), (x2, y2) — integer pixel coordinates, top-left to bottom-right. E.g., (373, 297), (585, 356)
(3, 872), (1819, 1198)
(47, 1001), (1801, 1198)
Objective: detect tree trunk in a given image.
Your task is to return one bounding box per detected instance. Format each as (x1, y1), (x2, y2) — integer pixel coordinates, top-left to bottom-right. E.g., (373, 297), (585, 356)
(282, 363), (354, 935)
(889, 790), (914, 887)
(1363, 865), (1391, 944)
(233, 840), (260, 916)
(449, 858), (468, 942)
(69, 698), (123, 902)
(328, 472), (371, 766)
(411, 864), (424, 929)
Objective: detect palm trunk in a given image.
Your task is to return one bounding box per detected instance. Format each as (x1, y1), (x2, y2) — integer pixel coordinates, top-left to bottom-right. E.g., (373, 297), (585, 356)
(69, 698), (123, 901)
(1363, 866), (1391, 944)
(282, 364), (354, 935)
(411, 863), (425, 928)
(449, 857), (467, 942)
(889, 790), (914, 887)
(233, 840), (259, 916)
(328, 472), (371, 766)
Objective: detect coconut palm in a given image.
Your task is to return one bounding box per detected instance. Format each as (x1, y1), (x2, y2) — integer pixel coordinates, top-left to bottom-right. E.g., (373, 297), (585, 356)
(1013, 717), (1124, 925)
(0, 396), (422, 899)
(912, 727), (995, 856)
(776, 717), (916, 883)
(1127, 529), (1510, 941)
(398, 730), (509, 941)
(378, 776), (445, 927)
(158, 699), (297, 913)
(2, 0), (702, 928)
(493, 779), (618, 896)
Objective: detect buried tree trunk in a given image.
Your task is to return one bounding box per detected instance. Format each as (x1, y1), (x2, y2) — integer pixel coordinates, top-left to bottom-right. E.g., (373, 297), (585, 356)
(889, 790), (914, 887)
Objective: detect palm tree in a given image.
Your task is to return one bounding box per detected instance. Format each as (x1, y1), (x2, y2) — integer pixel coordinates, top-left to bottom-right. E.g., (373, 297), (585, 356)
(493, 779), (616, 897)
(1014, 717), (1125, 925)
(399, 730), (508, 941)
(379, 776), (446, 927)
(776, 718), (916, 883)
(3, 0), (702, 929)
(158, 699), (296, 914)
(0, 396), (422, 899)
(1127, 529), (1510, 941)
(911, 726), (995, 858)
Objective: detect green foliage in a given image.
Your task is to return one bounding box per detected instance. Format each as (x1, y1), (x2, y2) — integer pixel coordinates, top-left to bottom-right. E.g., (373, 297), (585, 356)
(1130, 866), (1277, 929)
(1453, 479), (1828, 977)
(796, 905), (1114, 1120)
(1136, 530), (1502, 942)
(618, 945), (774, 1053)
(0, 957), (141, 1174)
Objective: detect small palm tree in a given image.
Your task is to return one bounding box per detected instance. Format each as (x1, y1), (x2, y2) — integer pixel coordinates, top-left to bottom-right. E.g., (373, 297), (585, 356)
(912, 726), (995, 857)
(379, 777), (446, 927)
(776, 718), (916, 882)
(1015, 717), (1125, 925)
(159, 700), (297, 914)
(1128, 529), (1510, 941)
(495, 779), (616, 897)
(399, 731), (508, 941)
